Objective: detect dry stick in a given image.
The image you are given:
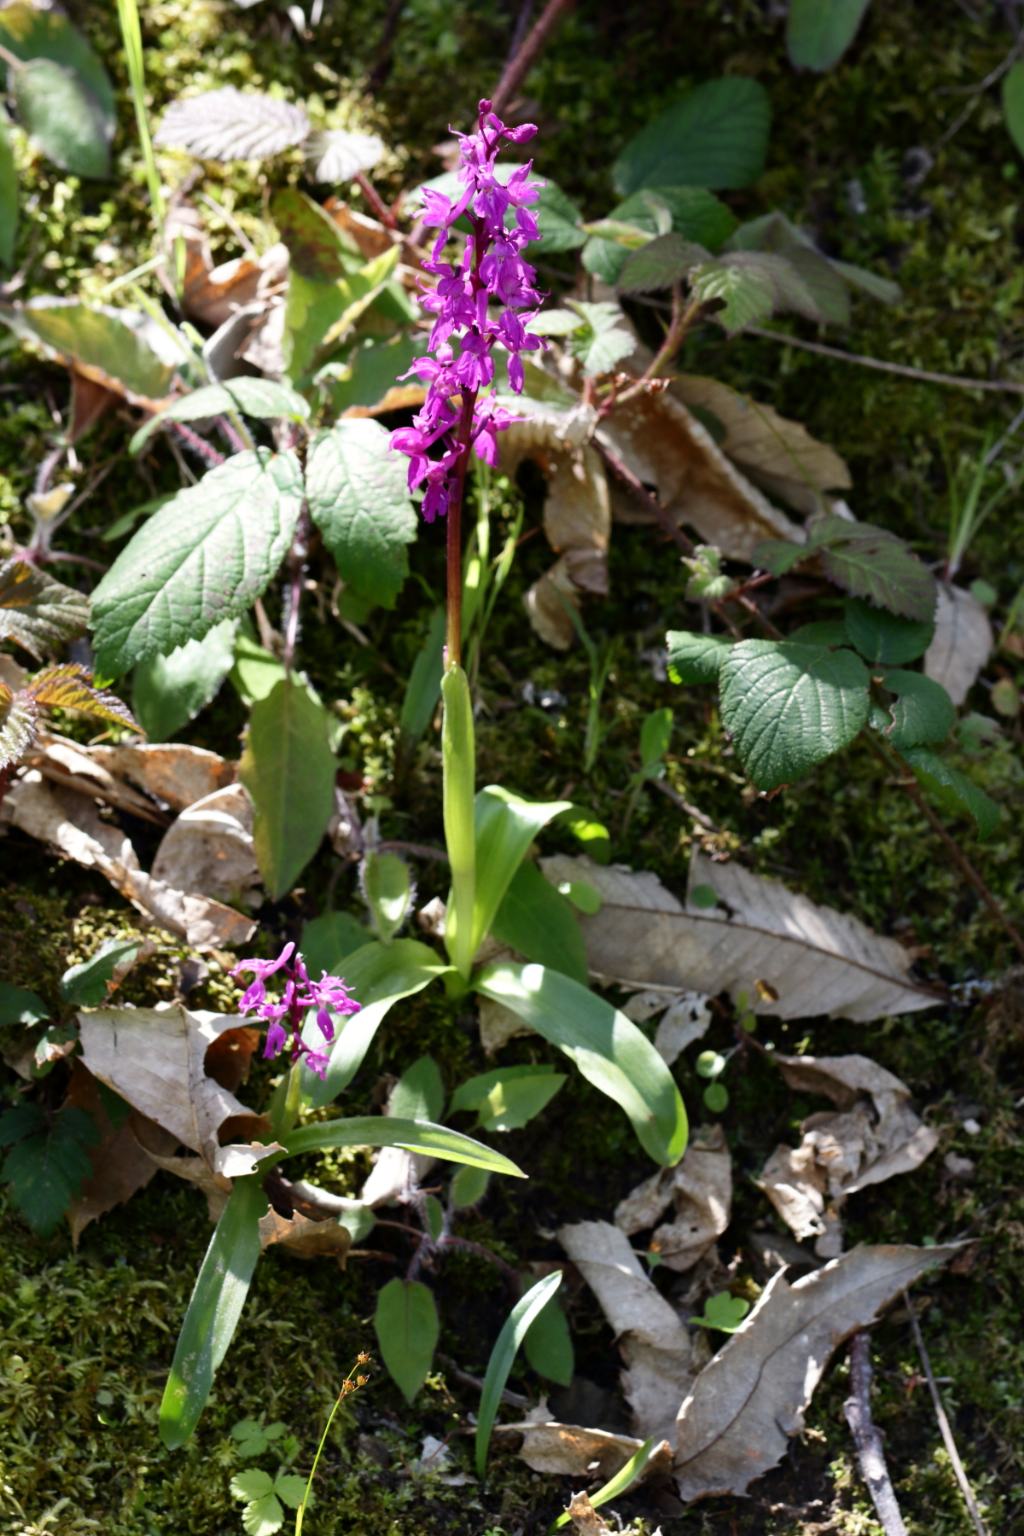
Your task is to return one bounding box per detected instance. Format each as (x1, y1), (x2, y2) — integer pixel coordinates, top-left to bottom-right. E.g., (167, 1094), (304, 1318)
(904, 1295), (990, 1536)
(490, 0), (575, 115)
(745, 325), (1024, 397)
(843, 1332), (909, 1536)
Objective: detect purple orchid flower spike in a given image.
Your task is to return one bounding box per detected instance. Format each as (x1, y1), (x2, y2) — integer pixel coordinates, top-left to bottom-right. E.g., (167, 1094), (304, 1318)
(390, 99), (545, 527)
(231, 945), (360, 1080)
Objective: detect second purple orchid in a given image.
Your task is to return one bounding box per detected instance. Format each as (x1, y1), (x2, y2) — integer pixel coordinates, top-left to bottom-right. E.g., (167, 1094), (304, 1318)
(390, 99), (545, 523)
(232, 942), (360, 1079)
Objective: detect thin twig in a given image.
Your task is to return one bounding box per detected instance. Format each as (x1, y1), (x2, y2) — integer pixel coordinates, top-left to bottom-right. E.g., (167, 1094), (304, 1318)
(745, 326), (1024, 396)
(904, 1295), (989, 1536)
(843, 1332), (908, 1536)
(491, 0), (575, 115)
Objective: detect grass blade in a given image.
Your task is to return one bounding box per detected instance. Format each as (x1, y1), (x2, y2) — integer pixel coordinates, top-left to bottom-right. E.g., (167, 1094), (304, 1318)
(476, 1271), (562, 1479)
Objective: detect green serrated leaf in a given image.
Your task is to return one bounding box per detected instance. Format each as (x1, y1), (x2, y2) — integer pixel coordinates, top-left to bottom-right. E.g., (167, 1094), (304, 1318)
(373, 1278), (438, 1403)
(231, 1469), (275, 1501)
(812, 517), (937, 622)
(92, 450), (304, 676)
(273, 1473), (309, 1510)
(0, 1102), (46, 1147)
(450, 1064), (567, 1132)
(0, 558), (89, 661)
(613, 77), (771, 195)
(241, 1492), (284, 1536)
(14, 56), (110, 178)
(131, 378), (310, 455)
(617, 232), (708, 294)
(239, 677), (336, 901)
(692, 260), (776, 334)
(60, 938), (141, 1007)
(900, 748), (1001, 838)
(28, 663), (136, 731)
(132, 621), (237, 742)
(566, 300), (634, 376)
(583, 187), (737, 283)
(666, 630), (731, 684)
(534, 179), (586, 252)
(880, 670), (955, 749)
(305, 420), (417, 610)
(3, 1111), (98, 1236)
(843, 598), (933, 664)
(719, 639), (871, 789)
(787, 0), (872, 70)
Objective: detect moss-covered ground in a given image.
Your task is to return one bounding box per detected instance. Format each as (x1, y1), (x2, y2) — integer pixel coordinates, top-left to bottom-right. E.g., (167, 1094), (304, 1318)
(2, 2), (1023, 1533)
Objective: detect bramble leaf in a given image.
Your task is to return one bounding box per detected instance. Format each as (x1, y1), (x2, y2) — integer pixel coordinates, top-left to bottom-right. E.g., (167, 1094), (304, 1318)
(617, 233), (708, 294)
(813, 517), (936, 621)
(92, 449), (304, 676)
(305, 420), (417, 610)
(718, 640), (870, 789)
(534, 180), (586, 252)
(787, 0), (872, 71)
(667, 631), (731, 685)
(613, 78), (771, 194)
(130, 379), (310, 455)
(899, 748), (1001, 838)
(842, 598), (933, 664)
(565, 300), (634, 376)
(879, 670), (955, 749)
(0, 682), (39, 770)
(28, 663), (137, 731)
(0, 559), (89, 661)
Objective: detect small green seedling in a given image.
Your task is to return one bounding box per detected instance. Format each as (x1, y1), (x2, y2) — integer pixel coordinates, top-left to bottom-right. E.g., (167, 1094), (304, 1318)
(690, 1291), (751, 1333)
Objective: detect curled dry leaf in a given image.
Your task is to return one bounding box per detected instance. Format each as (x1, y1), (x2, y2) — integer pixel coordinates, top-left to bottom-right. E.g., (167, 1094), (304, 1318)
(615, 1126), (731, 1274)
(87, 742), (235, 812)
(758, 1054), (938, 1256)
(30, 734), (163, 823)
(65, 1060), (173, 1246)
(597, 389), (803, 562)
(151, 783), (261, 906)
(623, 990), (712, 1064)
(258, 1206), (352, 1262)
(924, 582), (993, 706)
(78, 1005), (268, 1168)
(507, 1404), (670, 1481)
(673, 1243), (960, 1501)
(559, 1220), (703, 1440)
(539, 852), (938, 1022)
(500, 405), (609, 648)
(1, 772), (254, 950)
(672, 374), (851, 516)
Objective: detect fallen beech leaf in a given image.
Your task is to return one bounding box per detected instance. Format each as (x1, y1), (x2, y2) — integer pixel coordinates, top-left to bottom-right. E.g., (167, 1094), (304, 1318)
(623, 990), (711, 1063)
(79, 1004), (268, 1166)
(672, 375), (851, 515)
(65, 1061), (172, 1245)
(87, 743), (234, 812)
(924, 582), (992, 706)
(1, 772), (254, 950)
(30, 734), (163, 822)
(759, 1054), (938, 1255)
(152, 784), (260, 905)
(501, 405), (610, 649)
(539, 852), (938, 1022)
(258, 1206), (351, 1261)
(615, 1126), (731, 1273)
(597, 389), (803, 561)
(506, 1403), (670, 1481)
(559, 1220), (702, 1440)
(673, 1243), (960, 1500)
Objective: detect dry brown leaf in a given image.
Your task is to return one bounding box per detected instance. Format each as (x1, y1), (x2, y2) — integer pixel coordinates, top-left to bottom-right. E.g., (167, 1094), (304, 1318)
(152, 784), (260, 904)
(623, 990), (712, 1064)
(924, 582), (992, 706)
(673, 1243), (959, 1501)
(29, 734), (162, 823)
(78, 1005), (268, 1166)
(65, 1062), (173, 1245)
(759, 1054), (938, 1255)
(163, 196), (288, 330)
(597, 390), (803, 561)
(672, 375), (851, 516)
(615, 1127), (731, 1274)
(566, 1492), (612, 1534)
(539, 852), (938, 1023)
(87, 743), (234, 812)
(505, 1403), (671, 1480)
(1, 772), (254, 950)
(559, 1220), (702, 1440)
(501, 407), (610, 649)
(258, 1206), (352, 1262)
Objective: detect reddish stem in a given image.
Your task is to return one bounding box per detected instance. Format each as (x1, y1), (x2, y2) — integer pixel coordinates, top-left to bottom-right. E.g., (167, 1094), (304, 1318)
(491, 0), (575, 114)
